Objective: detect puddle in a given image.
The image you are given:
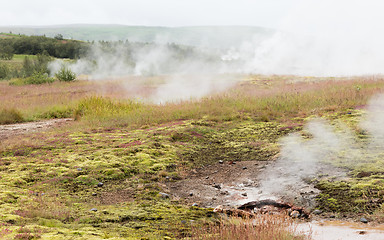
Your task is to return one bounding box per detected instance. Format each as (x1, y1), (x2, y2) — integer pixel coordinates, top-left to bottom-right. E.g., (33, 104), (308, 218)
(298, 220), (384, 240)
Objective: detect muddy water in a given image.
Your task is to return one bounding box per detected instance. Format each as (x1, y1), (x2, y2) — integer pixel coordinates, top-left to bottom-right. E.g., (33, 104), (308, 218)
(298, 220), (384, 240)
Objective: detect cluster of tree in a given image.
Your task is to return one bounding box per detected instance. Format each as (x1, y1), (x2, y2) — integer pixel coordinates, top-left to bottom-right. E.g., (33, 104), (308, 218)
(0, 53), (52, 80)
(0, 34), (89, 59)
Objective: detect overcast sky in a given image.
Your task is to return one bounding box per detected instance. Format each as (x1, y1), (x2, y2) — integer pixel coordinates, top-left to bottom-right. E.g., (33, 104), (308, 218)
(1, 0), (301, 28)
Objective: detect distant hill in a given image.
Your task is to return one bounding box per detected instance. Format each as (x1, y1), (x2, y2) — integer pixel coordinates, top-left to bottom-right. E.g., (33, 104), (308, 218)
(0, 25), (274, 49)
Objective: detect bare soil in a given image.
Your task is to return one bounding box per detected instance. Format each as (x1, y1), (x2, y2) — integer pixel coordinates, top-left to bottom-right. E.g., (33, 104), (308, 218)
(0, 118), (72, 141)
(164, 160), (269, 208)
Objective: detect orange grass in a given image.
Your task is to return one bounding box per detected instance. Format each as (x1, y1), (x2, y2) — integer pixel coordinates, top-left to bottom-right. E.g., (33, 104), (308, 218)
(190, 215), (310, 240)
(1, 75), (384, 125)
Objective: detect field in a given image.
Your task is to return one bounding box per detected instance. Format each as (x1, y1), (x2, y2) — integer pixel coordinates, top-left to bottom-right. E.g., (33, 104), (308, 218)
(1, 74), (384, 239)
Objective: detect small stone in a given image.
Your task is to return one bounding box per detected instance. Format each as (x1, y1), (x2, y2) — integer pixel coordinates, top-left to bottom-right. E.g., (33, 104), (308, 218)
(360, 217), (368, 224)
(220, 191), (229, 195)
(313, 209), (322, 215)
(189, 193), (193, 196)
(330, 215), (336, 218)
(213, 184), (221, 189)
(219, 160), (224, 164)
(90, 208), (97, 212)
(205, 176), (209, 179)
(97, 182), (104, 187)
(181, 220), (187, 224)
(92, 193), (97, 196)
(77, 168), (83, 171)
(242, 167), (247, 170)
(159, 192), (170, 199)
(241, 192), (247, 196)
(192, 203), (199, 207)
(290, 210), (300, 218)
(165, 176), (170, 180)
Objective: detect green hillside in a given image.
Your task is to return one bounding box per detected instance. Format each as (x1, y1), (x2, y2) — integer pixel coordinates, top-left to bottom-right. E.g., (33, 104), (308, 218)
(0, 25), (274, 48)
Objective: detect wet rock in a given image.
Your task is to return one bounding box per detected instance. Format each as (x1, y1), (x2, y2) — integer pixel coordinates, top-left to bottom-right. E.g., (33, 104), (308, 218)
(90, 208), (97, 212)
(97, 182), (104, 187)
(290, 210), (300, 218)
(213, 205), (223, 212)
(360, 217), (368, 223)
(159, 192), (170, 199)
(313, 209), (322, 215)
(219, 160), (224, 164)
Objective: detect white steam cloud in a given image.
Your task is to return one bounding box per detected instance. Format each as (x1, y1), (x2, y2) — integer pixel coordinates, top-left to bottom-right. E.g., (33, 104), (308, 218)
(257, 93), (384, 206)
(49, 0), (384, 102)
(230, 0), (384, 76)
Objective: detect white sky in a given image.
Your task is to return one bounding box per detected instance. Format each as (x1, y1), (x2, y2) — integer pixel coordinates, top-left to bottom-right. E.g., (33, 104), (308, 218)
(1, 0), (301, 28)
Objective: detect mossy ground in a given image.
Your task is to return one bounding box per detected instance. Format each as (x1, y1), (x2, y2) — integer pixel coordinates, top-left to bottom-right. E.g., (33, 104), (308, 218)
(0, 117), (301, 239)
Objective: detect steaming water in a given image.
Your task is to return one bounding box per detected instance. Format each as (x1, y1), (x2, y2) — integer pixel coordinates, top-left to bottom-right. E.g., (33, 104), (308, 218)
(298, 221), (384, 240)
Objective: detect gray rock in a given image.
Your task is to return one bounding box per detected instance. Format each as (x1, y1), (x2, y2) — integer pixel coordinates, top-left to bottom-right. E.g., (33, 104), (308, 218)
(241, 192), (247, 196)
(219, 160), (224, 164)
(77, 168), (83, 171)
(92, 193), (97, 196)
(213, 184), (221, 189)
(360, 217), (368, 223)
(290, 210), (300, 218)
(97, 182), (104, 187)
(189, 193), (193, 196)
(159, 192), (170, 199)
(90, 208), (97, 212)
(313, 209), (322, 215)
(192, 203), (199, 207)
(242, 167), (247, 170)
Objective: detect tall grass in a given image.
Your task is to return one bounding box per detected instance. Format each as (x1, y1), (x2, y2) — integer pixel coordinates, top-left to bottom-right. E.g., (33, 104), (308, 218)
(190, 215), (309, 240)
(1, 76), (384, 126)
(75, 78), (384, 128)
(0, 108), (24, 124)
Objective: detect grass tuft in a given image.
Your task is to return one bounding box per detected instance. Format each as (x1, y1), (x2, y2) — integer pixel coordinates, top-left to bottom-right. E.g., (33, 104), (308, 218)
(0, 108), (24, 124)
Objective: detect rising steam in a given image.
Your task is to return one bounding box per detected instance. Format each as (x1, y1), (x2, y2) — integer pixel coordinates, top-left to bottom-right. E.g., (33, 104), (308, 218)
(257, 93), (384, 205)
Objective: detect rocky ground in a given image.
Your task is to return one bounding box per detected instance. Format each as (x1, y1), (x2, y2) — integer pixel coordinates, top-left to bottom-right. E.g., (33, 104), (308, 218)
(0, 118), (72, 140)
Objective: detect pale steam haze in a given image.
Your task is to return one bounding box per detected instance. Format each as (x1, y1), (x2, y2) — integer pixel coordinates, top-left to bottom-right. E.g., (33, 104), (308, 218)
(0, 0), (296, 27)
(4, 0), (384, 102)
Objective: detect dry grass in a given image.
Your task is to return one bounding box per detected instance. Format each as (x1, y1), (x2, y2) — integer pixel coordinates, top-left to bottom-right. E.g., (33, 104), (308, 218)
(1, 75), (384, 126)
(73, 76), (384, 129)
(190, 215), (310, 240)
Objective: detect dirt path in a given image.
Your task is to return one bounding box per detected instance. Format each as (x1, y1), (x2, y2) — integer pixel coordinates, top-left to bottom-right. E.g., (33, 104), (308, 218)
(0, 118), (72, 141)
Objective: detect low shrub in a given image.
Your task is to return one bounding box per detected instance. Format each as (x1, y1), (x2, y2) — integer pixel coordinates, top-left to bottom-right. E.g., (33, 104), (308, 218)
(9, 71), (54, 85)
(0, 63), (10, 80)
(55, 65), (76, 82)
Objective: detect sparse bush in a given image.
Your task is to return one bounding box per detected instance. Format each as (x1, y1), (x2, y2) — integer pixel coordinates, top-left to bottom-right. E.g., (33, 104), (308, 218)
(0, 63), (10, 79)
(0, 108), (24, 124)
(55, 65), (76, 82)
(25, 71), (55, 85)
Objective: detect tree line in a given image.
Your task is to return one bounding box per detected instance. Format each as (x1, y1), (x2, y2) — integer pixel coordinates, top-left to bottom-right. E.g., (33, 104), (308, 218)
(0, 34), (89, 59)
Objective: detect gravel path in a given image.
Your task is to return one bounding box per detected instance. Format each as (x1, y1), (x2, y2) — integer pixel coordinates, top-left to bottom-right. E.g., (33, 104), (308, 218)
(0, 118), (72, 140)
